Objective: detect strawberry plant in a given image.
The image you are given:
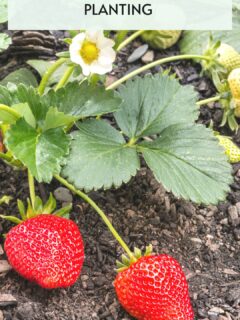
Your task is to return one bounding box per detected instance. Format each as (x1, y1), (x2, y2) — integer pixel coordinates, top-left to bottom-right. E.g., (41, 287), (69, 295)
(0, 29), (236, 319)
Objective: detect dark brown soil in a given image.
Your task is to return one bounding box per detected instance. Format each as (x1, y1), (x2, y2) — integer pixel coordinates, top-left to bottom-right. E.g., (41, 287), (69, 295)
(0, 32), (240, 320)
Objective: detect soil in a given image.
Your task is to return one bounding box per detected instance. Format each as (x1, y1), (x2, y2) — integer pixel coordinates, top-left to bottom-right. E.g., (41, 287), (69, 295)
(0, 31), (240, 320)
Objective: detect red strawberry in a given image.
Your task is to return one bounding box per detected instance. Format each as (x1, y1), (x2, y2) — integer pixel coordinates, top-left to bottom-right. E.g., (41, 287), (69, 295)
(5, 214), (84, 289)
(114, 254), (194, 320)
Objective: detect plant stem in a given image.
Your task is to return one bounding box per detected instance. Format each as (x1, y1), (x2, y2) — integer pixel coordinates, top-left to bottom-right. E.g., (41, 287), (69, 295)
(28, 170), (36, 210)
(0, 152), (12, 162)
(54, 174), (135, 261)
(196, 95), (221, 107)
(55, 65), (75, 91)
(117, 30), (144, 52)
(38, 58), (67, 95)
(107, 54), (211, 90)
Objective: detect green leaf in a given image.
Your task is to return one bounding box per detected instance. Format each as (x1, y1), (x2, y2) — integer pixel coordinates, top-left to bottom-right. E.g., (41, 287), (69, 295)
(5, 118), (70, 183)
(44, 82), (122, 118)
(0, 85), (48, 123)
(12, 103), (36, 128)
(180, 30), (240, 55)
(0, 0), (8, 23)
(13, 85), (49, 123)
(140, 124), (232, 204)
(0, 68), (38, 87)
(115, 74), (198, 139)
(43, 107), (77, 131)
(0, 33), (11, 52)
(62, 119), (140, 191)
(0, 104), (20, 124)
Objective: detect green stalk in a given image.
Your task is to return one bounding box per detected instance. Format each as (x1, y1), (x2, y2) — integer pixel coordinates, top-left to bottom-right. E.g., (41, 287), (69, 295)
(54, 174), (135, 261)
(117, 30), (144, 52)
(38, 58), (67, 95)
(196, 95), (221, 107)
(107, 54), (212, 90)
(55, 66), (75, 91)
(28, 170), (36, 210)
(0, 152), (13, 162)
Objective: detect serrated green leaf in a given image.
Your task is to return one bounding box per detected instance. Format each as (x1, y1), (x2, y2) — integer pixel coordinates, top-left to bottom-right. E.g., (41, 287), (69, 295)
(140, 124), (232, 205)
(5, 118), (70, 183)
(44, 82), (122, 118)
(43, 107), (77, 131)
(0, 84), (49, 124)
(115, 74), (198, 139)
(0, 68), (38, 87)
(0, 33), (11, 53)
(0, 0), (7, 23)
(180, 30), (240, 55)
(62, 119), (140, 191)
(12, 103), (36, 128)
(13, 85), (49, 123)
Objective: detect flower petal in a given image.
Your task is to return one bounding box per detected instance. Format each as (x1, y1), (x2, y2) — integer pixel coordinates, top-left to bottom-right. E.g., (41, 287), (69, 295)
(98, 47), (116, 65)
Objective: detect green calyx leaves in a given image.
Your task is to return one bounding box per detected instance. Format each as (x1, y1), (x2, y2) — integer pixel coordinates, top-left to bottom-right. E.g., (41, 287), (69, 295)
(63, 73), (232, 205)
(0, 193), (72, 225)
(116, 245), (153, 272)
(0, 81), (122, 183)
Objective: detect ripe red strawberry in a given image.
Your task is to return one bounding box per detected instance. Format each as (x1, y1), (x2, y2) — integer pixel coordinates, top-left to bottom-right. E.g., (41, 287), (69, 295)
(5, 214), (84, 289)
(114, 254), (194, 320)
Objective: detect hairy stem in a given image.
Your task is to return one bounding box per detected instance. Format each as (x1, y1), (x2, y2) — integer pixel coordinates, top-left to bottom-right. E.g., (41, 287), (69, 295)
(38, 58), (67, 95)
(28, 170), (36, 210)
(107, 54), (211, 90)
(117, 30), (144, 52)
(54, 174), (135, 261)
(196, 95), (221, 107)
(55, 66), (75, 91)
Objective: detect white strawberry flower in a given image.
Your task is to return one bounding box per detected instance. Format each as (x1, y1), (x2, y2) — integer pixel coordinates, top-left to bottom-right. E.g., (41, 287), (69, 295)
(70, 31), (116, 76)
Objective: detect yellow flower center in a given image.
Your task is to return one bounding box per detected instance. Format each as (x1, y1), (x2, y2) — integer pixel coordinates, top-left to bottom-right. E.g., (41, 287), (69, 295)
(80, 40), (99, 65)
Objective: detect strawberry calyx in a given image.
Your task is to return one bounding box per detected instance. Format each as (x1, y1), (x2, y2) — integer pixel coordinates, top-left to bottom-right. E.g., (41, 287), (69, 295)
(202, 37), (226, 76)
(0, 193), (72, 225)
(116, 244), (153, 272)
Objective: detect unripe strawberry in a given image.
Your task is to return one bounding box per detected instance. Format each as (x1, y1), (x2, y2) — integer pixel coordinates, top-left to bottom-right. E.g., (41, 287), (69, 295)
(5, 214), (84, 289)
(217, 44), (240, 73)
(217, 135), (240, 163)
(228, 68), (240, 117)
(141, 30), (181, 50)
(114, 254), (194, 320)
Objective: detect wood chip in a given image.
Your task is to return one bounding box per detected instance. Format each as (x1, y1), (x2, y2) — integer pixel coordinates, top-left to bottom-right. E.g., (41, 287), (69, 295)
(0, 260), (12, 274)
(223, 268), (239, 275)
(0, 294), (17, 307)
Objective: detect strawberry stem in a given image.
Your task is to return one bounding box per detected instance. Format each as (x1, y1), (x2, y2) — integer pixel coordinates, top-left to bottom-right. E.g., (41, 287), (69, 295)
(54, 174), (136, 261)
(117, 30), (144, 52)
(38, 58), (67, 95)
(196, 95), (221, 107)
(28, 170), (36, 211)
(55, 66), (75, 91)
(106, 54), (212, 90)
(0, 152), (13, 162)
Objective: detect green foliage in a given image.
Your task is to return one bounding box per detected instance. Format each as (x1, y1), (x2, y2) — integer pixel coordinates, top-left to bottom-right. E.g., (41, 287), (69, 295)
(0, 68), (38, 87)
(5, 119), (70, 182)
(44, 82), (122, 117)
(0, 81), (122, 183)
(63, 74), (232, 204)
(62, 119), (140, 190)
(115, 75), (198, 139)
(140, 124), (232, 204)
